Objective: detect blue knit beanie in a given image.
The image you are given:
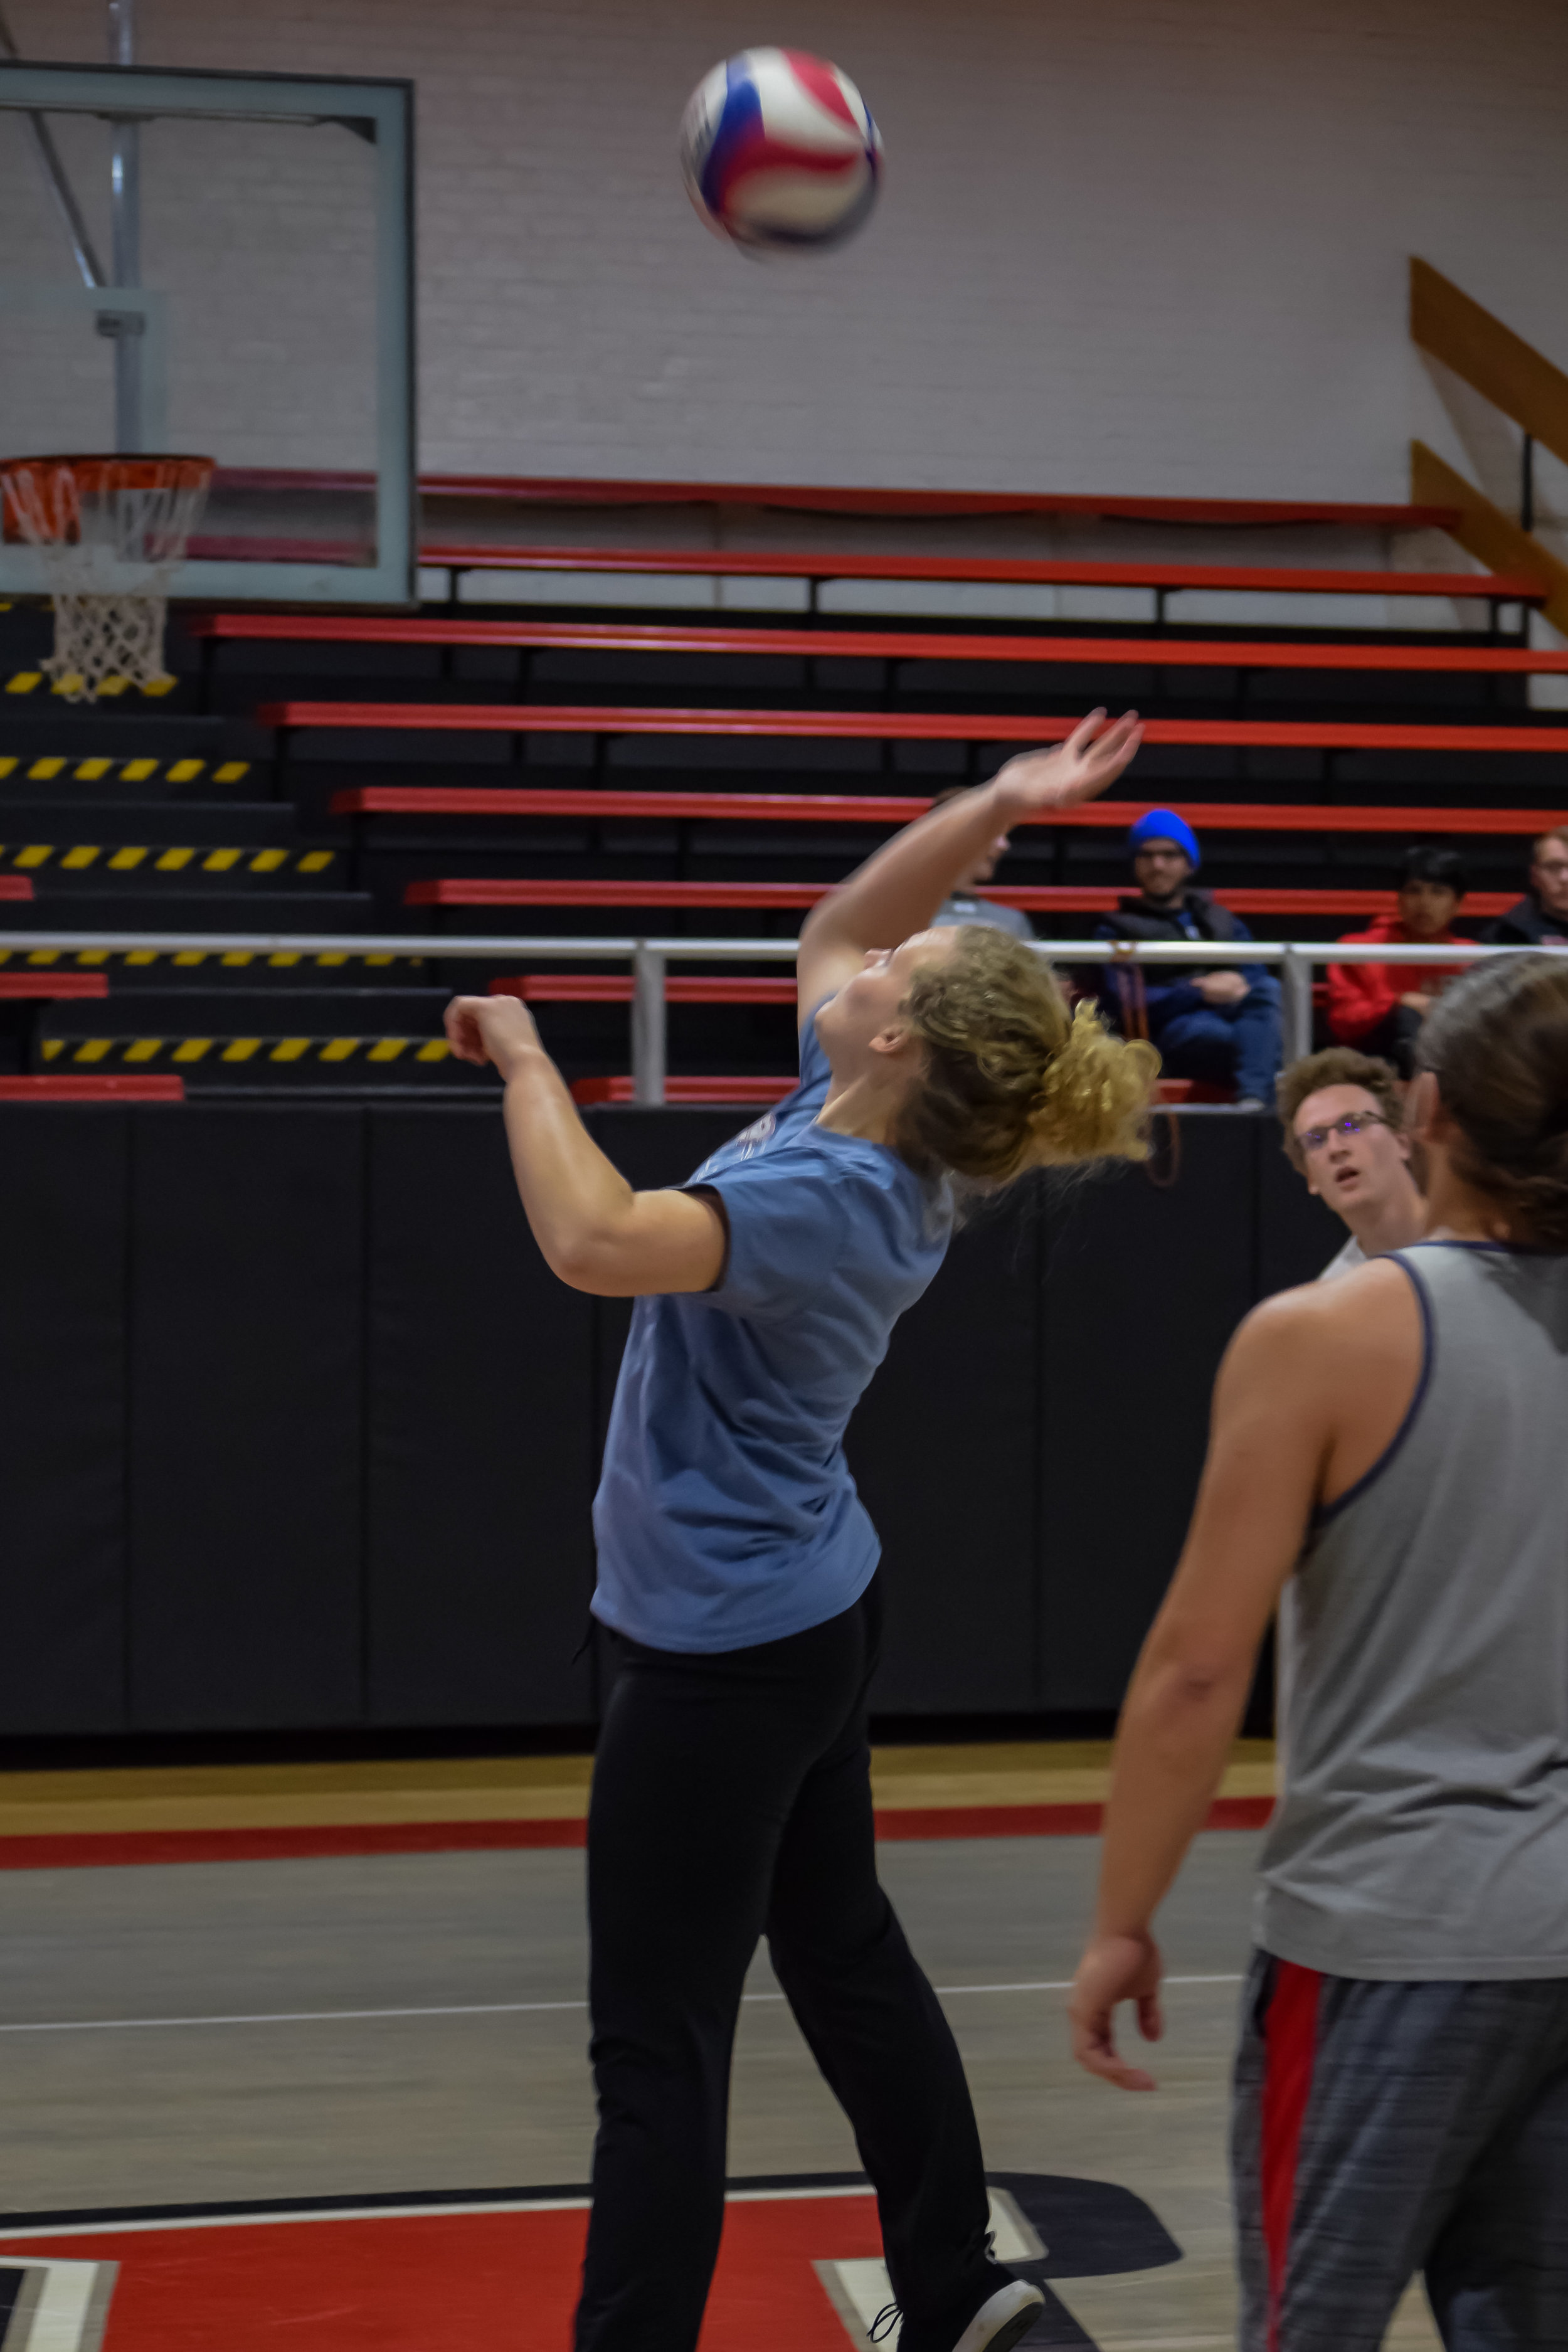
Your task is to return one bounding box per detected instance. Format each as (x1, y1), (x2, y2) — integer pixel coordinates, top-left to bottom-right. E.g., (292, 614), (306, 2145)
(1128, 808), (1200, 869)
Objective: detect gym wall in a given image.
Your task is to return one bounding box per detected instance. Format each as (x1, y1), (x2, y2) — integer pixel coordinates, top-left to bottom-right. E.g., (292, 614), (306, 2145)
(0, 1103), (1339, 1741)
(3, 0), (1567, 501)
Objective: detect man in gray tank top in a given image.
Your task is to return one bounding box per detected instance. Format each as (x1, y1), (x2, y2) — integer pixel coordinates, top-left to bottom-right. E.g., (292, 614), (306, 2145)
(1067, 953), (1568, 2351)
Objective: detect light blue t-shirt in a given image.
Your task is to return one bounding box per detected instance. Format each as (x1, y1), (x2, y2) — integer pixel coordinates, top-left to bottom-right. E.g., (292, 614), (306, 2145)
(590, 1008), (953, 1653)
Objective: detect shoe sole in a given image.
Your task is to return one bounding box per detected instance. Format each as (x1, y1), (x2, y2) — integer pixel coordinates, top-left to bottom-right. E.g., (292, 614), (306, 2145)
(978, 2314), (1044, 2352)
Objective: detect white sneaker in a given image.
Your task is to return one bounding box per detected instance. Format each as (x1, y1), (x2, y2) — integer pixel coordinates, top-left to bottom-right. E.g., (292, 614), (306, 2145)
(950, 2277), (1046, 2352)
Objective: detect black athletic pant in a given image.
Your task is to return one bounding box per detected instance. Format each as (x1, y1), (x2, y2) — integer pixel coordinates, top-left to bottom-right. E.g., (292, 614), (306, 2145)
(573, 1579), (999, 2352)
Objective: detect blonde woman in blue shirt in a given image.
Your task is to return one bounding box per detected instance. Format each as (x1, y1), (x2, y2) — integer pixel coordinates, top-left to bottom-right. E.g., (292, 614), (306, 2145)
(445, 711), (1157, 2352)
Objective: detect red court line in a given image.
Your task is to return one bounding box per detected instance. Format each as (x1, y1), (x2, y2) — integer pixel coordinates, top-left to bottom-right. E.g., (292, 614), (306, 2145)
(0, 1796), (1274, 1872)
(261, 702), (1568, 751)
(0, 876), (34, 900)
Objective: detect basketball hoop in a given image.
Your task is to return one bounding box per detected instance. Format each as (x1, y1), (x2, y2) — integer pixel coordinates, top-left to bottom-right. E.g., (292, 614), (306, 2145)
(0, 453), (214, 704)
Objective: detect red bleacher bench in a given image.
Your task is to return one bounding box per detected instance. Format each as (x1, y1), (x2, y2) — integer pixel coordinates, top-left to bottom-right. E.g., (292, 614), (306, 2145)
(416, 483), (1458, 529)
(0, 877), (35, 901)
(410, 878), (1517, 920)
(0, 1076), (184, 1103)
(338, 787), (1568, 837)
(413, 548), (1547, 602)
(571, 1075), (797, 1108)
(491, 975), (797, 1005)
(0, 973), (109, 999)
(203, 613), (1568, 674)
(262, 702), (1568, 755)
(568, 1073), (1227, 1108)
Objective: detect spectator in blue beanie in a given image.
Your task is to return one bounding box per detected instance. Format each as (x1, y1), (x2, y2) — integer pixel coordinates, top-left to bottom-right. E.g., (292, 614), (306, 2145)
(1093, 810), (1282, 1108)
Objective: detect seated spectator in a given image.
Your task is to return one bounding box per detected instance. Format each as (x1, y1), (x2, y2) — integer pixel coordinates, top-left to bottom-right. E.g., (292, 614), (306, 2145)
(1276, 1046), (1425, 1280)
(1482, 824), (1568, 947)
(926, 785), (1035, 939)
(1093, 808), (1282, 1108)
(1327, 844), (1469, 1076)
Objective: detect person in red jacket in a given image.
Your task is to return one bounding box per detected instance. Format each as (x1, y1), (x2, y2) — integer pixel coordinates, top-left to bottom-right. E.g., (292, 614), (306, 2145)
(1327, 845), (1470, 1075)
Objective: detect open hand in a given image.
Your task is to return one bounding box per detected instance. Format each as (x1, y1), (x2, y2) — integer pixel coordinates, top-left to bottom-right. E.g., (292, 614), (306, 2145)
(992, 709), (1144, 822)
(444, 992), (544, 1080)
(1069, 1931), (1164, 2091)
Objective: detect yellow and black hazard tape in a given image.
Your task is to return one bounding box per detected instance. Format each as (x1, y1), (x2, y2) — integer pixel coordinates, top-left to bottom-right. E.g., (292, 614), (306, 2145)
(41, 1035), (460, 1067)
(0, 844), (332, 876)
(0, 948), (427, 972)
(4, 670), (177, 701)
(0, 755), (250, 785)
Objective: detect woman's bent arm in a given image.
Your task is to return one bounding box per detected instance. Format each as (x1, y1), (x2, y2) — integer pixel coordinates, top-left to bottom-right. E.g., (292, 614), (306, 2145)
(445, 994), (726, 1296)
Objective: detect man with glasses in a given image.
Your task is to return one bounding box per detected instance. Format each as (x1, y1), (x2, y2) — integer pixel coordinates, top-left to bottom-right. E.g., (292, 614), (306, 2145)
(1483, 825), (1568, 949)
(1276, 1048), (1425, 1279)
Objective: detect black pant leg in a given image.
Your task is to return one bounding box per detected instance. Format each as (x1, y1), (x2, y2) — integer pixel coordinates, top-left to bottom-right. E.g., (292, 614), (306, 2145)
(573, 1614), (864, 2352)
(763, 1589), (995, 2344)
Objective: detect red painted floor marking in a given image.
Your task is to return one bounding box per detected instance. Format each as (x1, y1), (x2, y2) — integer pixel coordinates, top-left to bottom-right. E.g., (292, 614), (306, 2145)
(1, 2196), (884, 2350)
(0, 1796), (1273, 1872)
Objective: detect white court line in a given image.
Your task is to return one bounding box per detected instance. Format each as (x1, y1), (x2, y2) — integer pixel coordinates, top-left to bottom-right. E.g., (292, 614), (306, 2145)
(0, 1976), (1241, 2037)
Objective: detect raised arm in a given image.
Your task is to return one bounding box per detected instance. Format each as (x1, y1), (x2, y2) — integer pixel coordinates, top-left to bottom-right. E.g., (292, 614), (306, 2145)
(443, 993), (726, 1297)
(796, 707), (1144, 1023)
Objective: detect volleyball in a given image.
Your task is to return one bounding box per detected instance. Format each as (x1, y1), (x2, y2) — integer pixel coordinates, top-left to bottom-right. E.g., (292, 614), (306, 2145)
(679, 48), (883, 256)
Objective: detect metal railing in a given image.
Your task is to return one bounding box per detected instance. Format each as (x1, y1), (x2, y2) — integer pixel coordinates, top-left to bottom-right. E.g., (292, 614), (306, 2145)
(2, 928), (1565, 1104)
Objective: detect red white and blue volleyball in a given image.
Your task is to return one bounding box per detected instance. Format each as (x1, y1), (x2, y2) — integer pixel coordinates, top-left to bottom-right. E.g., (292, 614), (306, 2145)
(679, 48), (883, 256)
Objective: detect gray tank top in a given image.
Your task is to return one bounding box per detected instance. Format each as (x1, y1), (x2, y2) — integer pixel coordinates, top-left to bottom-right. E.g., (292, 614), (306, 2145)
(1258, 1241), (1568, 1980)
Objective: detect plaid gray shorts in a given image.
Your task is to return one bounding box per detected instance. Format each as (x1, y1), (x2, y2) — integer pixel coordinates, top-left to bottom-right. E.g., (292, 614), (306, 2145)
(1231, 1949), (1568, 2351)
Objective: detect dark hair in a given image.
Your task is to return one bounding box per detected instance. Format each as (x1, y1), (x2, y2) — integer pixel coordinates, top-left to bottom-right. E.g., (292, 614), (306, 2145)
(1417, 956), (1568, 1246)
(1276, 1047), (1403, 1173)
(1401, 844), (1468, 896)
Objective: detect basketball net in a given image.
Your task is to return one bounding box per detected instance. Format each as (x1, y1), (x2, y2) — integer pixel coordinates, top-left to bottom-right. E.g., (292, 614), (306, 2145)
(0, 454), (214, 704)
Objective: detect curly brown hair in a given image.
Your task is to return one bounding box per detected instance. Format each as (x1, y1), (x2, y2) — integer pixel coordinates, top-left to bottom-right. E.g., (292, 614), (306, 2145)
(895, 926), (1159, 1185)
(1418, 955), (1568, 1246)
(1276, 1047), (1404, 1174)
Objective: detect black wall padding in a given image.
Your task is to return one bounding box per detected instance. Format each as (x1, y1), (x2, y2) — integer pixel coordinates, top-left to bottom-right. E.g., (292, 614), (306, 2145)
(365, 1110), (596, 1725)
(127, 1109), (366, 1730)
(1036, 1130), (1258, 1713)
(0, 1103), (1345, 1738)
(845, 1204), (1042, 1714)
(0, 1108), (130, 1733)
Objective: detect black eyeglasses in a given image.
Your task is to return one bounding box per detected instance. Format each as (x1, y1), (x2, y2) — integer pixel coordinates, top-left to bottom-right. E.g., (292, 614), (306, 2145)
(1296, 1113), (1391, 1154)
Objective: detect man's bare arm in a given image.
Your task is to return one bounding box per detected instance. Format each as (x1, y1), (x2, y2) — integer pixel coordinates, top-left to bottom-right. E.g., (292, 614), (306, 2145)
(1069, 1285), (1358, 2089)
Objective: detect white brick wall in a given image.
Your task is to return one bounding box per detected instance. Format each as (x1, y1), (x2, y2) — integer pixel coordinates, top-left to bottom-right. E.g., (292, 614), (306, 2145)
(3, 0), (1565, 499)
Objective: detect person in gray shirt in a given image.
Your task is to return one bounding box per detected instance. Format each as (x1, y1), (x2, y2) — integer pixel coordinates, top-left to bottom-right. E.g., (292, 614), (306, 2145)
(926, 785), (1036, 940)
(1070, 953), (1568, 2352)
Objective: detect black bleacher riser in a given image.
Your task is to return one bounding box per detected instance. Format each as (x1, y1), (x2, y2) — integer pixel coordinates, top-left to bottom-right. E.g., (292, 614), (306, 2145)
(36, 988), (454, 1038)
(4, 890), (378, 934)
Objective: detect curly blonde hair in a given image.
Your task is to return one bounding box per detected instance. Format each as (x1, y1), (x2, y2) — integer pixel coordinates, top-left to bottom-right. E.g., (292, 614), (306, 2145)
(896, 925), (1159, 1184)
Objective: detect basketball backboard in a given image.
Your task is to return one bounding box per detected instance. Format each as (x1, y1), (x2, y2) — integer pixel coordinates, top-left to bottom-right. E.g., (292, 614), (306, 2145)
(0, 61), (415, 603)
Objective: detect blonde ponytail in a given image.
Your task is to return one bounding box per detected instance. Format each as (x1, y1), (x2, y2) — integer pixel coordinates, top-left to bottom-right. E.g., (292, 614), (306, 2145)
(898, 926), (1158, 1184)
